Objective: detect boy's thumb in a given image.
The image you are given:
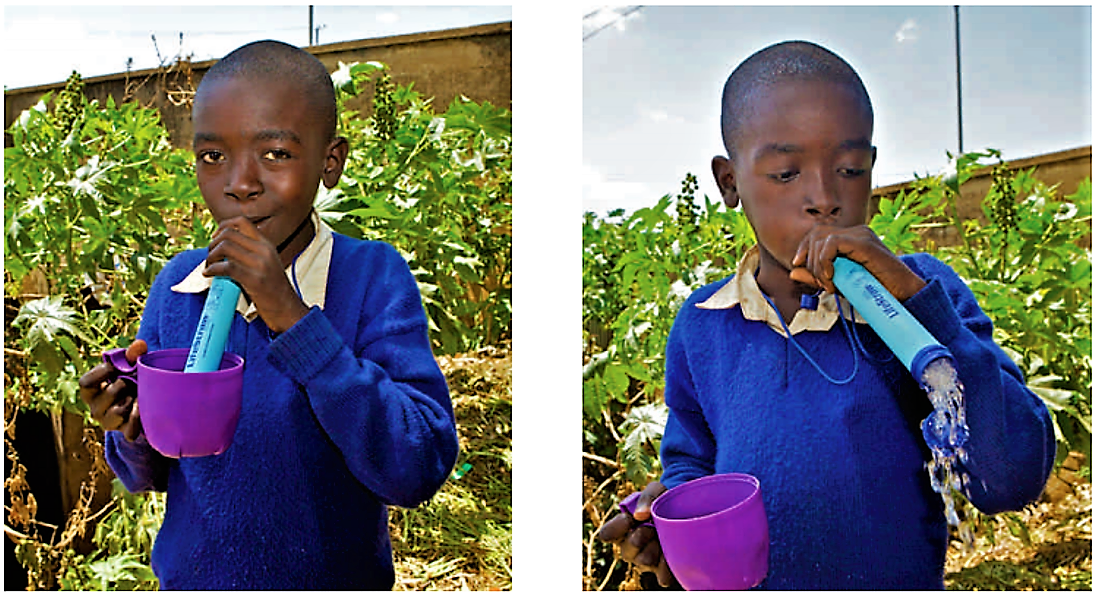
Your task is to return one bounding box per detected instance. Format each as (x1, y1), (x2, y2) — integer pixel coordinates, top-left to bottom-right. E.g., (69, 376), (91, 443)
(125, 339), (148, 364)
(634, 481), (667, 521)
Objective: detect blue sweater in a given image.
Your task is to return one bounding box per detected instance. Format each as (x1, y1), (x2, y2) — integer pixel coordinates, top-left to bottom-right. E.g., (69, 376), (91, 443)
(104, 234), (458, 590)
(660, 253), (1055, 590)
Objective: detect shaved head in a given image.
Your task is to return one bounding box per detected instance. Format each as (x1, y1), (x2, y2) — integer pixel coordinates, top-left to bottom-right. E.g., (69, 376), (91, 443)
(720, 41), (873, 159)
(197, 40), (337, 142)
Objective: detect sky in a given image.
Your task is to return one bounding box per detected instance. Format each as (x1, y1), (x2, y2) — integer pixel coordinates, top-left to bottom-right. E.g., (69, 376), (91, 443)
(583, 5), (1092, 217)
(3, 5), (513, 90)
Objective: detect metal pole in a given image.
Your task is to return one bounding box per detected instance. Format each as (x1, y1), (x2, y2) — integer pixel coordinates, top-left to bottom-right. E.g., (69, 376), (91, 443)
(954, 5), (963, 155)
(309, 6), (314, 46)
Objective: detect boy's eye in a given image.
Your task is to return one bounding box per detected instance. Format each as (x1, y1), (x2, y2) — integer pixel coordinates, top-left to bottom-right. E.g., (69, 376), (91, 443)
(262, 149), (292, 161)
(839, 167), (867, 177)
(769, 171), (799, 183)
(198, 151), (224, 165)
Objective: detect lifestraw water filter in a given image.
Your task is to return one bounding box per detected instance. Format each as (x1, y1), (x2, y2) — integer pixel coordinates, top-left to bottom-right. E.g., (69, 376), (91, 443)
(831, 257), (955, 382)
(184, 276), (241, 373)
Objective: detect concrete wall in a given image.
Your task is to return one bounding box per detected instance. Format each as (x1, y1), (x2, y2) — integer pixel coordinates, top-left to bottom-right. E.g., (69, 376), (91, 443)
(5, 21), (511, 149)
(871, 145), (1092, 247)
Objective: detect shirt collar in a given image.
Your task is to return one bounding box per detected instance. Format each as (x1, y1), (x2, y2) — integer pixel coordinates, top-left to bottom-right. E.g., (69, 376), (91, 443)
(695, 245), (861, 337)
(170, 211), (333, 323)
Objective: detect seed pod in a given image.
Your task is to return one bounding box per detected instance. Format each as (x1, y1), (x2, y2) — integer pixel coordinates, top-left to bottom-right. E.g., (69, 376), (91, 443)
(372, 73), (397, 142)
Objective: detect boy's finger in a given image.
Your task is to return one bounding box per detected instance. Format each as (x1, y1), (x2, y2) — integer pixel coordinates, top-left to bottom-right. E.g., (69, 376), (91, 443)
(621, 525), (656, 562)
(87, 376), (122, 420)
(88, 391), (114, 424)
(126, 339), (148, 364)
(597, 512), (632, 544)
(78, 363), (112, 392)
(205, 232), (266, 275)
(818, 234), (842, 282)
(634, 481), (667, 521)
(634, 534), (663, 567)
(122, 401), (143, 442)
(105, 395), (135, 430)
(203, 240), (252, 278)
(95, 379), (134, 428)
(655, 555), (674, 587)
(792, 239), (809, 268)
(789, 266), (823, 291)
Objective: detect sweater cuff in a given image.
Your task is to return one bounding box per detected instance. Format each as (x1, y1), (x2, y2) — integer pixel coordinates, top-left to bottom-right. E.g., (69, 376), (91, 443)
(902, 277), (963, 345)
(107, 429), (154, 455)
(104, 430), (164, 493)
(267, 306), (343, 385)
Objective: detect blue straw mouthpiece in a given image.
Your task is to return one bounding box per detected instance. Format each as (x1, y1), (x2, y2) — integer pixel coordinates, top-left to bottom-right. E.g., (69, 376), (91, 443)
(831, 257), (954, 379)
(184, 276), (241, 373)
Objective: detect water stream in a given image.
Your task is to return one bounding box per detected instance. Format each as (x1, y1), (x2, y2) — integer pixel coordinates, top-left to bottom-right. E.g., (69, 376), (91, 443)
(919, 357), (974, 551)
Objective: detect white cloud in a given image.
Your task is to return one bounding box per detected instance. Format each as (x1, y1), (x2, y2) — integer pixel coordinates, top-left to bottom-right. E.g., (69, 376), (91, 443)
(894, 18), (918, 44)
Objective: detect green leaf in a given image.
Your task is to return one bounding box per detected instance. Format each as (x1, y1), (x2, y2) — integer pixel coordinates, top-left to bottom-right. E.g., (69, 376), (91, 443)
(12, 296), (93, 350)
(346, 206), (397, 220)
(602, 362), (630, 399)
(618, 402), (669, 484)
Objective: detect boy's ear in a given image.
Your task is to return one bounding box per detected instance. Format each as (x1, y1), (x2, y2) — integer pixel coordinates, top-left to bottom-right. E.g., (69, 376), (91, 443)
(321, 136), (350, 189)
(711, 155), (739, 209)
(871, 146), (878, 166)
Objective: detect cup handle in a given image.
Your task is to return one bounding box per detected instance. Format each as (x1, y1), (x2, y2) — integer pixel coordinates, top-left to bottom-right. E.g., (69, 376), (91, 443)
(618, 491), (655, 529)
(102, 347), (138, 387)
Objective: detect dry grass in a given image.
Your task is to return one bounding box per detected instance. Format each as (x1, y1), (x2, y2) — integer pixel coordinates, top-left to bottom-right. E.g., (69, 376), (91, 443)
(390, 344), (512, 591)
(945, 481), (1092, 590)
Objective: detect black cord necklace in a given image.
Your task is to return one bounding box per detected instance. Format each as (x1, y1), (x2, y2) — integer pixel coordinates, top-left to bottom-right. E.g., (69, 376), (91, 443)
(276, 210), (314, 254)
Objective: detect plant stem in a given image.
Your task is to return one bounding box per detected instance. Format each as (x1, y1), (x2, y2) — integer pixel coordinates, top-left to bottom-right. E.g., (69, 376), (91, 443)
(583, 452), (619, 468)
(583, 469), (623, 513)
(597, 558), (619, 591)
(946, 186), (983, 279)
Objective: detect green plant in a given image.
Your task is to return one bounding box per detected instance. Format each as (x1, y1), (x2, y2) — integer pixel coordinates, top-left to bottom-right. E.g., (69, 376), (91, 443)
(321, 61), (512, 354)
(5, 70), (200, 590)
(582, 176), (755, 588)
(57, 480), (165, 590)
(870, 150), (1092, 465)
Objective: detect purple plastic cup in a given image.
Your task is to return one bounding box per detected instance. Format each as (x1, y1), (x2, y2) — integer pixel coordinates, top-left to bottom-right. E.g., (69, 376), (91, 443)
(621, 473), (768, 590)
(103, 347), (244, 458)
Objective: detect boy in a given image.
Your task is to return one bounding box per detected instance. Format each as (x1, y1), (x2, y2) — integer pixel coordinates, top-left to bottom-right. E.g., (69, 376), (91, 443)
(78, 40), (458, 589)
(598, 41), (1054, 589)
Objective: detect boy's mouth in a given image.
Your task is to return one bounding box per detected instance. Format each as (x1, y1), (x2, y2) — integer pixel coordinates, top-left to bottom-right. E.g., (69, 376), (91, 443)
(248, 216), (271, 229)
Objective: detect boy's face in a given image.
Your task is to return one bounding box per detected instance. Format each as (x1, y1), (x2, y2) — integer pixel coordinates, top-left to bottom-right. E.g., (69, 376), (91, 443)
(192, 76), (345, 253)
(713, 79), (876, 281)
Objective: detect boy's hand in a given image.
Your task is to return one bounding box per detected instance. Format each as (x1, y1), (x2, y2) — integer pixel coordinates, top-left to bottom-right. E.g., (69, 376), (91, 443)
(204, 216), (310, 333)
(790, 224), (925, 301)
(79, 339), (147, 441)
(597, 481), (675, 587)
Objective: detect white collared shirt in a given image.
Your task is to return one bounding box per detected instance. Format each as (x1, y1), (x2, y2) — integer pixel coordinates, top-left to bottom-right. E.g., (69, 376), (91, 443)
(170, 211), (333, 322)
(696, 245), (862, 338)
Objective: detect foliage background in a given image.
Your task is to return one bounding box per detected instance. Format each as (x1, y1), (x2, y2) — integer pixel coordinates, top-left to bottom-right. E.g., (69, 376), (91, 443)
(581, 153), (1091, 590)
(4, 60), (511, 589)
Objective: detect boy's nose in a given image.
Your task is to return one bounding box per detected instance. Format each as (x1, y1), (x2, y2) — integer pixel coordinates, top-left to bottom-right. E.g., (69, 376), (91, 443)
(804, 176), (841, 222)
(805, 201), (841, 222)
(225, 157), (262, 200)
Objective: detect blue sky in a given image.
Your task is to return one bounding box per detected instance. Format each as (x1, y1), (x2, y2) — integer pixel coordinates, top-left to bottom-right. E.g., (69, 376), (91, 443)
(583, 5), (1092, 216)
(3, 5), (512, 89)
